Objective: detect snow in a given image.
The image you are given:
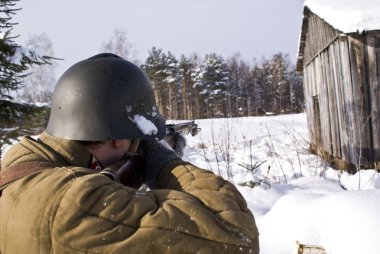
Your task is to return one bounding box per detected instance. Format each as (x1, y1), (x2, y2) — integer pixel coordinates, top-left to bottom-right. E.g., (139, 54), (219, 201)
(8, 44), (41, 65)
(180, 113), (380, 254)
(304, 0), (380, 33)
(10, 46), (25, 65)
(0, 31), (45, 67)
(130, 115), (158, 136)
(151, 106), (158, 117)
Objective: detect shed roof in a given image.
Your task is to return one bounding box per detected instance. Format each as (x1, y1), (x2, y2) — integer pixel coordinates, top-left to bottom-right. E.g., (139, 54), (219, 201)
(304, 0), (380, 33)
(297, 0), (380, 72)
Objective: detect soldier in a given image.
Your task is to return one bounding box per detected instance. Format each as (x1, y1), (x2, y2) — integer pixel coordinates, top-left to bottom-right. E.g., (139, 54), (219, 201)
(0, 53), (259, 253)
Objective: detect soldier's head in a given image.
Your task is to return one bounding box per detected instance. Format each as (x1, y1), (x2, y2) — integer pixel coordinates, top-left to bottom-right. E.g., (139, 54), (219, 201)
(45, 53), (166, 166)
(46, 53), (165, 141)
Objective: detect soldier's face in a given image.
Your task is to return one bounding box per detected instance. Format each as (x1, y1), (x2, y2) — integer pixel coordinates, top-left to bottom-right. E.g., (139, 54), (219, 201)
(87, 139), (132, 167)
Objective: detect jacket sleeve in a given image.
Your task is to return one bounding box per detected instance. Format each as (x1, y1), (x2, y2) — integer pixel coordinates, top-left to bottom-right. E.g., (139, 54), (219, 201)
(51, 162), (259, 254)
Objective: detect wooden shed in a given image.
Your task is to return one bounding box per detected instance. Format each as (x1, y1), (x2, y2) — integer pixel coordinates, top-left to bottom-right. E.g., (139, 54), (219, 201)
(297, 1), (380, 171)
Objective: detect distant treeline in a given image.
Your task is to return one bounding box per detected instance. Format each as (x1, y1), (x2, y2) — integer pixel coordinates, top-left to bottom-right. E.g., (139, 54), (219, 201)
(141, 48), (304, 120)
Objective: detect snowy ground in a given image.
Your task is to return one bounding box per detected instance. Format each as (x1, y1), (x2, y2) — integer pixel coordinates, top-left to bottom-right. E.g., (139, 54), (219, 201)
(180, 113), (380, 254)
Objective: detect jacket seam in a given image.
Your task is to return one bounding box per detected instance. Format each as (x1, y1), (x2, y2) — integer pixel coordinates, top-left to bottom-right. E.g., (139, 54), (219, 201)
(48, 176), (77, 253)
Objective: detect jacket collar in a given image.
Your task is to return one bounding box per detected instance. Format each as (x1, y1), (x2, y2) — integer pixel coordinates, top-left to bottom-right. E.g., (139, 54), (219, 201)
(37, 132), (92, 168)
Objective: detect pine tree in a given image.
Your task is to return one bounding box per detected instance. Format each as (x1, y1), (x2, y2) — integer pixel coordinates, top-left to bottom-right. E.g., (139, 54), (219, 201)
(178, 55), (191, 119)
(141, 47), (180, 119)
(164, 51), (181, 119)
(195, 53), (229, 118)
(141, 47), (165, 115)
(270, 53), (291, 113)
(227, 54), (252, 117)
(227, 55), (240, 117)
(0, 0), (51, 161)
(252, 58), (271, 114)
(289, 67), (304, 112)
(179, 54), (200, 119)
(190, 55), (207, 119)
(141, 50), (303, 119)
(237, 59), (253, 117)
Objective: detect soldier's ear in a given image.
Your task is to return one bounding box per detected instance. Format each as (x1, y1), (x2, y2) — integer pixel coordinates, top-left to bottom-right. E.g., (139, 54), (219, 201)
(112, 140), (133, 150)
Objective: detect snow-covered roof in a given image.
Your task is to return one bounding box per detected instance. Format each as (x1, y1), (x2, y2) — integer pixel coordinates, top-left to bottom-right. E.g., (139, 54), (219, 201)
(304, 0), (380, 33)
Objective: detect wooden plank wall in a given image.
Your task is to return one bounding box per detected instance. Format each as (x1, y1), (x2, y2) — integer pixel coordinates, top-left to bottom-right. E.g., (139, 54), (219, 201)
(317, 55), (332, 155)
(303, 65), (314, 145)
(339, 36), (357, 166)
(331, 39), (351, 163)
(365, 31), (380, 166)
(302, 11), (380, 169)
(348, 34), (373, 167)
(302, 12), (341, 159)
(303, 13), (342, 161)
(329, 41), (347, 162)
(303, 12), (339, 66)
(323, 49), (340, 158)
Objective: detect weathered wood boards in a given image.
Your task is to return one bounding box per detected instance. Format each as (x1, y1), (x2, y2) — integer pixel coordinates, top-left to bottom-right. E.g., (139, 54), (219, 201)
(298, 9), (380, 170)
(366, 32), (380, 166)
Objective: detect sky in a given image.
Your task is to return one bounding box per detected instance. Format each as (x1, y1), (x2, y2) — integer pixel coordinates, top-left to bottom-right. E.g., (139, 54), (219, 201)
(13, 0), (305, 78)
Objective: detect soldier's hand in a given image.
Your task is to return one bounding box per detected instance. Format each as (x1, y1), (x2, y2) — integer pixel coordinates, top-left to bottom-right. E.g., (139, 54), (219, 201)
(138, 140), (180, 189)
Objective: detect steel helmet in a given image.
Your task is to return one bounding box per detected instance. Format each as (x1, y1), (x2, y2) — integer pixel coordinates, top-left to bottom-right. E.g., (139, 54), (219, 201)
(45, 53), (166, 141)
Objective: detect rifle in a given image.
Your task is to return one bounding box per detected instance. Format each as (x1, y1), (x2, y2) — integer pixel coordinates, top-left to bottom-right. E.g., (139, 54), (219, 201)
(165, 120), (201, 137)
(101, 120), (201, 188)
(164, 120), (201, 155)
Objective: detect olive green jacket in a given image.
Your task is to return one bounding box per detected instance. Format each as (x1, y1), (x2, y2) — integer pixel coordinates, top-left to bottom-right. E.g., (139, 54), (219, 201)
(0, 132), (259, 253)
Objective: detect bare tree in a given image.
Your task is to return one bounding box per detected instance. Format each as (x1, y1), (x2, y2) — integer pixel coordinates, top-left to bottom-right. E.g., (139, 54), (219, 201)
(18, 33), (57, 103)
(227, 53), (252, 117)
(100, 28), (139, 65)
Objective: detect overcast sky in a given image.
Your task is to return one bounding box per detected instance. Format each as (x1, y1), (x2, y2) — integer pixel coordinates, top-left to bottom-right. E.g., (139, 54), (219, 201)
(14, 0), (305, 78)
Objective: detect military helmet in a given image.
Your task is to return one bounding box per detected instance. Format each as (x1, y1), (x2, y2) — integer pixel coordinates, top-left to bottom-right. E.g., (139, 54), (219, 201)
(45, 53), (166, 141)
